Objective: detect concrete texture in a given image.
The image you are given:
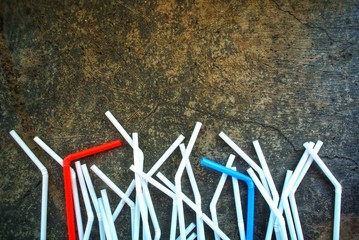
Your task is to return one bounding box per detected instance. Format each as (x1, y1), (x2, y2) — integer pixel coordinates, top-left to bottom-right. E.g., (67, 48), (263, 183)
(0, 0), (358, 239)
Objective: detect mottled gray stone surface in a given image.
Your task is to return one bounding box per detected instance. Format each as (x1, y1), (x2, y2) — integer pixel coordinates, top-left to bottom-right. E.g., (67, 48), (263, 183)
(0, 0), (358, 239)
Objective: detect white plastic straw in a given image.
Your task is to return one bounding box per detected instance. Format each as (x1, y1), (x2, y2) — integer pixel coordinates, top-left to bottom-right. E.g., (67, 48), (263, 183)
(34, 136), (84, 239)
(129, 165), (230, 239)
(209, 154), (235, 240)
(288, 141), (323, 240)
(303, 142), (341, 240)
(100, 189), (118, 240)
(133, 133), (152, 240)
(253, 140), (279, 240)
(98, 197), (113, 240)
(247, 168), (288, 240)
(170, 199), (178, 240)
(81, 164), (106, 240)
(156, 171), (230, 240)
(75, 161), (94, 240)
(179, 143), (205, 239)
(11, 131), (48, 240)
(90, 165), (135, 237)
(219, 132), (270, 197)
(176, 222), (196, 240)
(175, 122), (202, 240)
(231, 167), (246, 240)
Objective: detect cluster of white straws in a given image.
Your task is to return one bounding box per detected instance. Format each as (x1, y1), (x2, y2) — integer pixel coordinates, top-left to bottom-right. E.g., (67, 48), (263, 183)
(10, 111), (341, 240)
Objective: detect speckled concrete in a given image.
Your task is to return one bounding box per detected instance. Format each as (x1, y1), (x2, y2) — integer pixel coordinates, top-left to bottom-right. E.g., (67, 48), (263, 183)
(0, 0), (358, 239)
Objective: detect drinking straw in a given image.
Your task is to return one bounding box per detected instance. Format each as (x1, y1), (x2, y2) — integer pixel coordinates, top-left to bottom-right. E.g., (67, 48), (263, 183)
(34, 136), (84, 239)
(175, 222), (196, 240)
(179, 143), (205, 239)
(10, 131), (48, 240)
(273, 142), (320, 240)
(252, 140), (279, 240)
(98, 198), (113, 240)
(282, 170), (297, 239)
(303, 142), (342, 240)
(219, 132), (270, 196)
(63, 140), (122, 240)
(90, 164), (136, 238)
(132, 133), (152, 240)
(100, 189), (118, 240)
(106, 110), (182, 239)
(170, 199), (178, 240)
(231, 167), (246, 240)
(209, 154), (236, 240)
(155, 171), (230, 240)
(175, 122), (202, 240)
(247, 168), (288, 240)
(200, 157), (255, 240)
(288, 141), (323, 240)
(129, 166), (230, 240)
(81, 164), (106, 240)
(75, 161), (94, 240)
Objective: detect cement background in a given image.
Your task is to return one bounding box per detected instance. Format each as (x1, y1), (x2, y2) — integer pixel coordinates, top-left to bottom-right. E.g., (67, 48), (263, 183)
(0, 0), (358, 239)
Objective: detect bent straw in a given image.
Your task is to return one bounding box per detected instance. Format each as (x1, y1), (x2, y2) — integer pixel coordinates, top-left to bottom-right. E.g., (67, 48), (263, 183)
(200, 157), (255, 240)
(33, 136), (84, 239)
(219, 132), (270, 196)
(98, 197), (112, 240)
(75, 161), (94, 240)
(130, 166), (230, 240)
(90, 165), (136, 238)
(247, 168), (288, 240)
(10, 131), (48, 240)
(81, 164), (106, 240)
(179, 143), (205, 239)
(63, 140), (122, 240)
(100, 189), (118, 240)
(133, 133), (152, 240)
(175, 122), (202, 240)
(288, 141), (323, 240)
(252, 140), (279, 240)
(155, 171), (230, 240)
(209, 154), (236, 240)
(231, 167), (246, 240)
(106, 111), (182, 239)
(303, 142), (342, 240)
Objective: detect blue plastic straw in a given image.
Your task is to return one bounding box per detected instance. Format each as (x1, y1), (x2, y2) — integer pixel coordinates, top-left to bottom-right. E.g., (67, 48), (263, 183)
(200, 157), (255, 240)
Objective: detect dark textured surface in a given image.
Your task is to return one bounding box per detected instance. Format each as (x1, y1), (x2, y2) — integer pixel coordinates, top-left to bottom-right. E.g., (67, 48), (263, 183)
(0, 0), (358, 239)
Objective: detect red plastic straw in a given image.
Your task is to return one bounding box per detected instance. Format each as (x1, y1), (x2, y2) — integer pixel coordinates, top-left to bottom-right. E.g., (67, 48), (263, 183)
(63, 140), (122, 240)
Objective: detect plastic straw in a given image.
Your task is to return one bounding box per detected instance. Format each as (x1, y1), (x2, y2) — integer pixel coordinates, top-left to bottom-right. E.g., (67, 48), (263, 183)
(253, 140), (279, 240)
(33, 136), (84, 239)
(130, 166), (230, 240)
(219, 132), (270, 197)
(63, 140), (122, 240)
(90, 164), (136, 238)
(133, 133), (152, 240)
(155, 171), (230, 240)
(303, 142), (342, 240)
(200, 157), (255, 240)
(179, 143), (205, 239)
(100, 189), (118, 240)
(288, 141), (323, 240)
(247, 168), (288, 240)
(176, 222), (196, 240)
(209, 154), (236, 240)
(81, 164), (105, 240)
(231, 167), (246, 240)
(98, 197), (113, 240)
(175, 122), (202, 240)
(75, 161), (94, 240)
(10, 131), (48, 240)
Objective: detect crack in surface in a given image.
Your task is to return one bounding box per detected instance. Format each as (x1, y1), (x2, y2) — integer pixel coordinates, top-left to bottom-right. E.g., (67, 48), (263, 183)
(270, 0), (337, 43)
(161, 99), (299, 151)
